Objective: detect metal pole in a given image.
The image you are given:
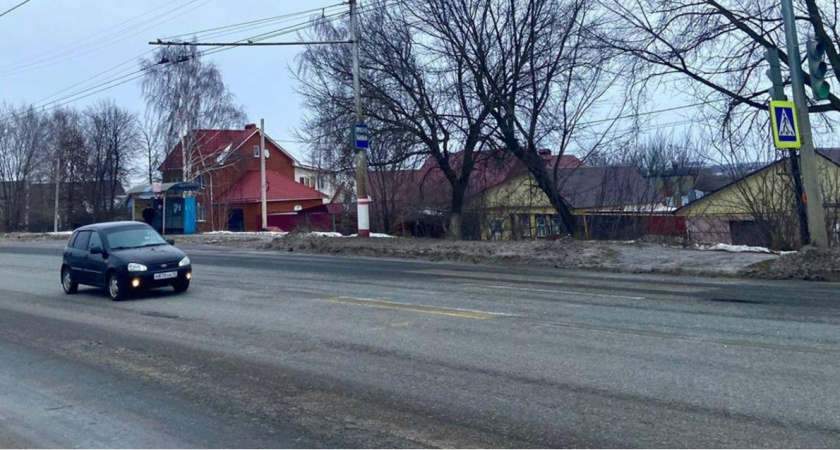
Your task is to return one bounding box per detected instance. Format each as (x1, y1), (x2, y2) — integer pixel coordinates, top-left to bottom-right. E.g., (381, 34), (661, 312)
(350, 0), (370, 237)
(53, 152), (60, 232)
(260, 118), (268, 230)
(781, 0), (829, 247)
(162, 195), (166, 235)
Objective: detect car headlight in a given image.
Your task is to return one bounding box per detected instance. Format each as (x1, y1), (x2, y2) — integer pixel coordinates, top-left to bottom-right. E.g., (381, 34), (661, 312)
(128, 263), (148, 272)
(179, 256), (191, 267)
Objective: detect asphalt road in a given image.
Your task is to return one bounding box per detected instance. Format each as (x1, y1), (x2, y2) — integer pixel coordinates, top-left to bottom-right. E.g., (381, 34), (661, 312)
(1, 241), (840, 448)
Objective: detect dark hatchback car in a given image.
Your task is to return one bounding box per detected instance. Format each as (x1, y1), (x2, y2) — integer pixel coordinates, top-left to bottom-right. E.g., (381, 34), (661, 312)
(61, 222), (192, 301)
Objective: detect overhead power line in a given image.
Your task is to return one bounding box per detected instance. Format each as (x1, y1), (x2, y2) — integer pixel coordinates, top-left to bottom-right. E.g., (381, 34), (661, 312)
(0, 0), (32, 19)
(151, 40), (353, 46)
(159, 2), (346, 41)
(0, 6), (356, 125)
(0, 0), (213, 77)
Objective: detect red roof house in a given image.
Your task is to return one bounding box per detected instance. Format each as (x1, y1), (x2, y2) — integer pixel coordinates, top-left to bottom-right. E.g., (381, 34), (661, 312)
(157, 124), (326, 232)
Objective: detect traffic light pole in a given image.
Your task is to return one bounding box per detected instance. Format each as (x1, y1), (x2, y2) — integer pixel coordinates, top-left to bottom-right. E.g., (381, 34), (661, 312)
(350, 0), (370, 237)
(781, 0), (829, 247)
(767, 48), (810, 245)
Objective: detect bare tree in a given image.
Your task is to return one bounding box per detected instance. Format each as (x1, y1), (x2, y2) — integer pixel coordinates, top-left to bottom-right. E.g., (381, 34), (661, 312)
(140, 45), (246, 182)
(417, 0), (622, 234)
(597, 0), (840, 133)
(0, 104), (47, 231)
(83, 100), (140, 221)
(48, 108), (87, 229)
(295, 4), (494, 238)
(140, 111), (165, 185)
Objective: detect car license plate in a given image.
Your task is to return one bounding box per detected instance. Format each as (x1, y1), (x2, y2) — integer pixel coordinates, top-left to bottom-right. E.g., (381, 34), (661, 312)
(154, 271), (177, 280)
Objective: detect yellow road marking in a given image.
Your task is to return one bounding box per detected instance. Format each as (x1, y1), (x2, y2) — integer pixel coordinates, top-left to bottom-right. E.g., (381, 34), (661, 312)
(460, 283), (646, 300)
(322, 297), (505, 320)
(409, 269), (707, 294)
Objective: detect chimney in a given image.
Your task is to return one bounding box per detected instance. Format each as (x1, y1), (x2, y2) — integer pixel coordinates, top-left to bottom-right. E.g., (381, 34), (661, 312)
(538, 148), (552, 156)
(244, 123), (257, 130)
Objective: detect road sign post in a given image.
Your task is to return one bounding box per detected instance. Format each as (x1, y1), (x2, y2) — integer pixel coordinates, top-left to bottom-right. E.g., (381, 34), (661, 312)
(769, 100), (801, 149)
(780, 0), (829, 247)
(354, 123), (369, 150)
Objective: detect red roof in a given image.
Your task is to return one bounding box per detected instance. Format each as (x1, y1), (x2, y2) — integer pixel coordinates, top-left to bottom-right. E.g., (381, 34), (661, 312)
(217, 170), (325, 204)
(369, 149), (585, 208)
(158, 126), (296, 172)
(159, 129), (252, 172)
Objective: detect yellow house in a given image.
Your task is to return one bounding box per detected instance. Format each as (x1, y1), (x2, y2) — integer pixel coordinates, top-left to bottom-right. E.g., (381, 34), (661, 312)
(475, 165), (668, 240)
(675, 150), (840, 249)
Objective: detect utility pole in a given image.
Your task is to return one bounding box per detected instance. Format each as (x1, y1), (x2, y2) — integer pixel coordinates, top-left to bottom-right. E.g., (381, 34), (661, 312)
(781, 0), (829, 247)
(350, 0), (370, 237)
(53, 152), (60, 233)
(260, 118), (268, 231)
(766, 47), (810, 245)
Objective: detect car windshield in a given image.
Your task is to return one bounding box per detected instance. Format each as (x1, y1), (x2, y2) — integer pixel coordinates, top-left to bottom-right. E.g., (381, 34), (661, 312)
(104, 227), (168, 250)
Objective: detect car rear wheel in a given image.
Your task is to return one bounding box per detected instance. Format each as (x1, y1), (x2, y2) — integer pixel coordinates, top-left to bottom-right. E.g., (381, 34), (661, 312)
(172, 279), (190, 293)
(108, 273), (125, 301)
(61, 268), (78, 294)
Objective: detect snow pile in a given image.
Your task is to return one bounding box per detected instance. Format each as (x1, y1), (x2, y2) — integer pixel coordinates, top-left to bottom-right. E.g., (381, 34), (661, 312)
(349, 233), (395, 238)
(204, 230), (288, 237)
(46, 231), (73, 236)
(702, 243), (775, 254)
(306, 232), (344, 238)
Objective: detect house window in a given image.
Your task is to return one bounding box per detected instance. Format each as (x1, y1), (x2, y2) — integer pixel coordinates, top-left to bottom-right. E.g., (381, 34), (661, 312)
(536, 215), (548, 237)
(317, 177), (325, 190)
(519, 214), (531, 238)
(299, 176), (315, 188)
(489, 218), (503, 239)
(551, 215), (564, 235)
(197, 202), (206, 222)
(252, 145), (260, 158)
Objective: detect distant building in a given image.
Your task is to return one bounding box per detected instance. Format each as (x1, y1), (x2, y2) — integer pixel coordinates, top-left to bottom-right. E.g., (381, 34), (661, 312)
(136, 124), (330, 232)
(675, 149), (840, 249)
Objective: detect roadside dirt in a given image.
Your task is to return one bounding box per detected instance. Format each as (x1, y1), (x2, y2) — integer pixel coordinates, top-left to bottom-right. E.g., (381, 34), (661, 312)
(741, 246), (840, 282)
(262, 233), (783, 279)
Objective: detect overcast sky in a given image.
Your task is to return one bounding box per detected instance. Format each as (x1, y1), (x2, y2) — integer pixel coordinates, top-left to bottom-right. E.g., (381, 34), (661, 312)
(0, 0), (748, 180)
(0, 0), (346, 165)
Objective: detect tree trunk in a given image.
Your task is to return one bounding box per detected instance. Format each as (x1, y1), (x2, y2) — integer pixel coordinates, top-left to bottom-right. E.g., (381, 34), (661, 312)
(447, 180), (468, 239)
(512, 144), (577, 235)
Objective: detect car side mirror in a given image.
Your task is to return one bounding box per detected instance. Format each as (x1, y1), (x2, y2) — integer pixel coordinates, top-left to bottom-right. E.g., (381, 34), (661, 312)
(90, 245), (103, 255)
(166, 239), (175, 246)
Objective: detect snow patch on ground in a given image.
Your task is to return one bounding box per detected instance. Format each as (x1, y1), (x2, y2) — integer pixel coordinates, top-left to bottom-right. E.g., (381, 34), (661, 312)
(202, 231), (394, 239)
(700, 243), (776, 254)
(204, 230), (289, 237)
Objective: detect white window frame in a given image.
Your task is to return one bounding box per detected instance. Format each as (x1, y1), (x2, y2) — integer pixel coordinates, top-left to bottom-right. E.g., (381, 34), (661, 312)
(196, 202), (206, 222)
(536, 215), (548, 237)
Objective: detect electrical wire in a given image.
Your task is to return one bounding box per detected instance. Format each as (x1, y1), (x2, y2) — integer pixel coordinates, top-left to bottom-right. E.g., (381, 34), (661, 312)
(159, 2), (346, 41)
(1, 0), (430, 125)
(0, 0), (213, 77)
(0, 6), (355, 125)
(0, 0), (32, 19)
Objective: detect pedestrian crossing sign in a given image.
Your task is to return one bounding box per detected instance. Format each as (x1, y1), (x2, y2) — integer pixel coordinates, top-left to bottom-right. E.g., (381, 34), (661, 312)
(770, 100), (801, 149)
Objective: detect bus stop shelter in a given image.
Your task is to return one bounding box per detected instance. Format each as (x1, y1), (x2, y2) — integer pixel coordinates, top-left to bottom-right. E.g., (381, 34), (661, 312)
(126, 182), (200, 234)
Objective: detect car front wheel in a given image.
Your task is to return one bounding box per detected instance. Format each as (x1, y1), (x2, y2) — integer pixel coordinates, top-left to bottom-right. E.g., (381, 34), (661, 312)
(108, 273), (125, 301)
(172, 279), (190, 293)
(61, 268), (78, 294)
